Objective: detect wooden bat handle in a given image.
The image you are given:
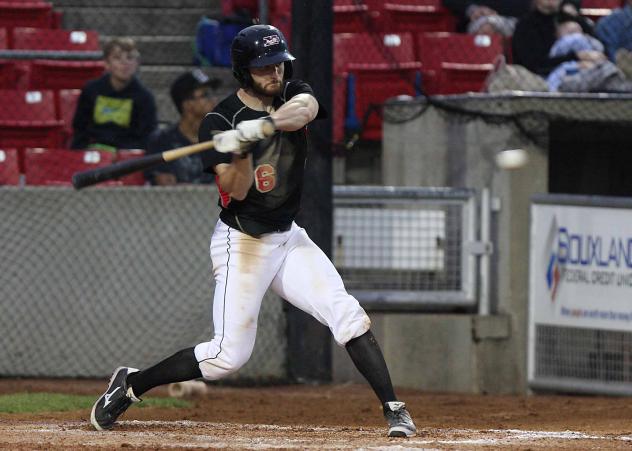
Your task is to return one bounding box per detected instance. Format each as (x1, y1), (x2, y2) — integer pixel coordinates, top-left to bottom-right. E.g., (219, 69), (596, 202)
(162, 139), (215, 162)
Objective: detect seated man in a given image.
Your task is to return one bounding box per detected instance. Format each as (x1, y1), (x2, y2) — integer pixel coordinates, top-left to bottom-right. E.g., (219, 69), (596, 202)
(71, 37), (157, 152)
(145, 69), (221, 185)
(595, 0), (632, 79)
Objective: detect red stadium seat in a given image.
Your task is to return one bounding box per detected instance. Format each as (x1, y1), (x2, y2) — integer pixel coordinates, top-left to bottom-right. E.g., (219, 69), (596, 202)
(333, 0), (377, 33)
(580, 0), (623, 22)
(0, 2), (53, 31)
(12, 27), (100, 52)
(269, 0), (292, 45)
(56, 88), (81, 147)
(379, 0), (456, 33)
(0, 148), (20, 185)
(0, 28), (7, 49)
(417, 32), (503, 95)
(116, 149), (146, 186)
(24, 148), (117, 186)
(0, 90), (63, 167)
(581, 0), (623, 6)
(334, 0), (455, 33)
(29, 59), (104, 90)
(51, 9), (63, 29)
(221, 0), (258, 16)
(0, 59), (29, 89)
(334, 32), (421, 140)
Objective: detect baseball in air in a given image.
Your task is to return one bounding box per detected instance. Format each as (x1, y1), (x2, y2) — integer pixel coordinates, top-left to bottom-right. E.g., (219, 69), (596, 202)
(495, 149), (528, 170)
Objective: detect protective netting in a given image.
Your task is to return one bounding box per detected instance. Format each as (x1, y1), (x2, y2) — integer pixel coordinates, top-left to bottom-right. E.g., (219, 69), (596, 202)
(0, 186), (287, 379)
(534, 324), (632, 394)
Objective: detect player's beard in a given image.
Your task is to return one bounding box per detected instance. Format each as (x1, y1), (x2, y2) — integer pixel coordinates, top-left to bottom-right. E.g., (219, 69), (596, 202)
(251, 78), (283, 97)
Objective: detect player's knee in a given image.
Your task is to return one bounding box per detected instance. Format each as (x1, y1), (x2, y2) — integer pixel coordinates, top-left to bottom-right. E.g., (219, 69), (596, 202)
(195, 339), (254, 380)
(332, 304), (371, 346)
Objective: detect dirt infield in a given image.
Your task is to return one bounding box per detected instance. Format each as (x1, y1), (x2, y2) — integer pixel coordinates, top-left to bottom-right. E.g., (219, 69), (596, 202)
(1, 378), (632, 449)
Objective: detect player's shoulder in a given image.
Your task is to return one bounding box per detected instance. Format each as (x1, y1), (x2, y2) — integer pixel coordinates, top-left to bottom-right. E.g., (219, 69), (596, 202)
(281, 79), (315, 101)
(203, 92), (243, 130)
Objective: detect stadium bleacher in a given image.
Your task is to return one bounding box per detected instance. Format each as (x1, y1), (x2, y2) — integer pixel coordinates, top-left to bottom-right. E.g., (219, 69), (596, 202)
(334, 32), (421, 141)
(417, 32), (503, 95)
(0, 89), (63, 172)
(330, 0), (514, 142)
(0, 2), (54, 33)
(0, 148), (20, 185)
(0, 27), (7, 49)
(11, 27), (99, 51)
(23, 147), (116, 186)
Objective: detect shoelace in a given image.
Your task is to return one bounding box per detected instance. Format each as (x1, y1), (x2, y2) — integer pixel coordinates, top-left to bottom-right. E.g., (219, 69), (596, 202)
(391, 407), (411, 423)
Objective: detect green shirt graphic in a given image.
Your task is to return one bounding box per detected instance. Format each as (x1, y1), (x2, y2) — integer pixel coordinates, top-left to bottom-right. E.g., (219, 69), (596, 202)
(93, 95), (133, 127)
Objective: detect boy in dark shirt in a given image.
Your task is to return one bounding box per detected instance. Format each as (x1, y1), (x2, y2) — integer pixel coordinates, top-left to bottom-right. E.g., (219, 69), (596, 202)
(71, 37), (157, 152)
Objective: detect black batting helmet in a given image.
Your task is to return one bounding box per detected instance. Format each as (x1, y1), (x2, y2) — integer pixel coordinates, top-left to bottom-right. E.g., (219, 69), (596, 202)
(231, 24), (295, 87)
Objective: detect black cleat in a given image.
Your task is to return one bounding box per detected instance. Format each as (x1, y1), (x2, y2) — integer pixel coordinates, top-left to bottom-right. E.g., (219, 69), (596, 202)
(90, 366), (141, 431)
(383, 401), (416, 437)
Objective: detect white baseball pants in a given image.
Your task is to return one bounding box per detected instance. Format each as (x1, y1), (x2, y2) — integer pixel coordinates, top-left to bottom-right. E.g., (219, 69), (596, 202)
(194, 220), (371, 380)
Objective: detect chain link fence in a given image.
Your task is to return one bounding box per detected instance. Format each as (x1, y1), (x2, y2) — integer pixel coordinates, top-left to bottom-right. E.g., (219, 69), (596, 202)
(0, 186), (287, 379)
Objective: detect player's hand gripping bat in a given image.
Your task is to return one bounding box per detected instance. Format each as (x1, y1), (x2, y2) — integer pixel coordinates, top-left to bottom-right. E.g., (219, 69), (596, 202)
(71, 118), (275, 190)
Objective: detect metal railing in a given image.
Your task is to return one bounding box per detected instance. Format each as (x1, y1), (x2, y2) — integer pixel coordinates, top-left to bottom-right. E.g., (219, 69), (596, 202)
(333, 185), (485, 311)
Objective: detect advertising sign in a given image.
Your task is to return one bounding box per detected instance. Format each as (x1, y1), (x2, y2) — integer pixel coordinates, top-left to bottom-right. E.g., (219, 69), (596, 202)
(530, 203), (632, 332)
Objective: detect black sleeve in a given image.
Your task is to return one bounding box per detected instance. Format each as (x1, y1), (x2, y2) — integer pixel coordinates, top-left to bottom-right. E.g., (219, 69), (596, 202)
(283, 79), (328, 119)
(70, 85), (94, 149)
(199, 111), (233, 174)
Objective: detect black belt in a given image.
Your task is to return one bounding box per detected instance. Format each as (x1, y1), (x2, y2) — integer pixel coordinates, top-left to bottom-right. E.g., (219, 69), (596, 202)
(220, 211), (292, 238)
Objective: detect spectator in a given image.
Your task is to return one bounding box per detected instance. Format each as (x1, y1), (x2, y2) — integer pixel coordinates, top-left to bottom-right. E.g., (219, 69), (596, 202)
(512, 0), (595, 77)
(442, 0), (532, 36)
(595, 0), (632, 79)
(71, 37), (157, 152)
(145, 69), (221, 185)
(546, 17), (632, 92)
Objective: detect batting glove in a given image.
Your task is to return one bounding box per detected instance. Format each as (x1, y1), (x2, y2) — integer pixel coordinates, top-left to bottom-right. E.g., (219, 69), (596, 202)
(236, 117), (276, 141)
(213, 129), (249, 154)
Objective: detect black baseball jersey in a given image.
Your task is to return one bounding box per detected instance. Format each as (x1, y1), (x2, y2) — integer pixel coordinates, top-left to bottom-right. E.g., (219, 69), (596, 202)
(199, 79), (323, 237)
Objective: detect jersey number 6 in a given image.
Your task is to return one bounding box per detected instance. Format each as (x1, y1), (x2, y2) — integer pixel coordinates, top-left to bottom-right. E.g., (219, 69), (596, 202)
(254, 164), (276, 193)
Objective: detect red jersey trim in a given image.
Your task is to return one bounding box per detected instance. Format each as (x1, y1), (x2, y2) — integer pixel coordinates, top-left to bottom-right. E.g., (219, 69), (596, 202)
(215, 175), (231, 207)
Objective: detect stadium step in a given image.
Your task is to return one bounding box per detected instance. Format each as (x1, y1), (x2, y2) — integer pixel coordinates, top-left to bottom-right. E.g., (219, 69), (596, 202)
(137, 65), (238, 124)
(98, 35), (196, 66)
(59, 7), (221, 37)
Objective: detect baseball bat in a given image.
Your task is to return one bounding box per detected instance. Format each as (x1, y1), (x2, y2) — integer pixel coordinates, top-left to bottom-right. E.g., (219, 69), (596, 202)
(71, 140), (215, 189)
(72, 120), (275, 190)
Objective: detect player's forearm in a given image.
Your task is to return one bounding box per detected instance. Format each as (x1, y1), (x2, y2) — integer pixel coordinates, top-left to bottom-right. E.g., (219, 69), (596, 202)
(217, 156), (254, 200)
(270, 93), (318, 131)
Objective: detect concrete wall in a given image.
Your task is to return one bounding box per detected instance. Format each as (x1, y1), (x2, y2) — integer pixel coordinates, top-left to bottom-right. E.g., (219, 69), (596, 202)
(333, 96), (551, 394)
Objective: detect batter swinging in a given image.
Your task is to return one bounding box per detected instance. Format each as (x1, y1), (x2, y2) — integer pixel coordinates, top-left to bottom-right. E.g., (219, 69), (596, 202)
(90, 24), (416, 438)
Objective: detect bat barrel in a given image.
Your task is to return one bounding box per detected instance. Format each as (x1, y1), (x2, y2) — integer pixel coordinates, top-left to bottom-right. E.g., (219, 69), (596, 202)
(72, 153), (164, 189)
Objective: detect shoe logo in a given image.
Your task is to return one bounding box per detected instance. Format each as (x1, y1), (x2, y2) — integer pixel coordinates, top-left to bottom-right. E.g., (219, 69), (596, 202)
(103, 387), (120, 407)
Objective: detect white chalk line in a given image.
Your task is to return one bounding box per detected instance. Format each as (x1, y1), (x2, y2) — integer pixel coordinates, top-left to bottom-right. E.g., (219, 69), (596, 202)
(3, 421), (632, 449)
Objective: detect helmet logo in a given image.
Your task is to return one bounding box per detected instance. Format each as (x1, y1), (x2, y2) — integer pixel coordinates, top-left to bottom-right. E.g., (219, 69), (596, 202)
(263, 35), (281, 47)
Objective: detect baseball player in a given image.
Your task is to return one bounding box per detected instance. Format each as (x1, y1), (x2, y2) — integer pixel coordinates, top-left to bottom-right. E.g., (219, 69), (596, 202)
(90, 24), (416, 438)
